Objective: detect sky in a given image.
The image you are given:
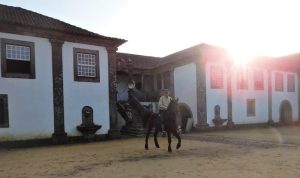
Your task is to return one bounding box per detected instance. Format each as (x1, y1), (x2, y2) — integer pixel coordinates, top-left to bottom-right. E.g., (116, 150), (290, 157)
(1, 0), (300, 59)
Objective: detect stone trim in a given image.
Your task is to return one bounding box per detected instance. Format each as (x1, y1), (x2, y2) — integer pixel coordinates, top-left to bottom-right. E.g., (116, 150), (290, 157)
(268, 70), (274, 125)
(73, 48), (100, 83)
(1, 38), (35, 79)
(0, 94), (9, 128)
(195, 61), (209, 128)
(169, 69), (175, 98)
(141, 73), (144, 90)
(107, 47), (121, 138)
(49, 39), (67, 143)
(226, 64), (234, 128)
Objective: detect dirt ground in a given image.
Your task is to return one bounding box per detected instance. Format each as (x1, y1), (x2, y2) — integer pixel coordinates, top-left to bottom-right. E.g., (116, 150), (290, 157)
(1, 127), (300, 178)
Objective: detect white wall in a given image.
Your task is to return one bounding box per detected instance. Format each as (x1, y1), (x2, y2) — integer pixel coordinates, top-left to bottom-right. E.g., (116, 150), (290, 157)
(174, 63), (197, 125)
(231, 67), (269, 124)
(205, 62), (228, 126)
(63, 42), (110, 136)
(0, 32), (54, 141)
(271, 71), (298, 122)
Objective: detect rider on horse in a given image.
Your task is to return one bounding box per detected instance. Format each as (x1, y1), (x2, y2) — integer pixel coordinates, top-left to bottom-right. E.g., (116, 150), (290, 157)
(158, 89), (172, 136)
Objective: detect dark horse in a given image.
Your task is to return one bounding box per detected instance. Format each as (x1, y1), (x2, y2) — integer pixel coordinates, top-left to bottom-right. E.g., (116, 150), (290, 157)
(144, 98), (181, 152)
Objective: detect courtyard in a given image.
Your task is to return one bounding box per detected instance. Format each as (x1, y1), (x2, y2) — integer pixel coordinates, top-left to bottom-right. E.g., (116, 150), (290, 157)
(1, 126), (300, 178)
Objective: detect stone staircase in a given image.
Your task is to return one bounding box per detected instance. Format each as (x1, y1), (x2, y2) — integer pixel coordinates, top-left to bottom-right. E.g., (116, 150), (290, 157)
(120, 107), (145, 137)
(117, 89), (156, 137)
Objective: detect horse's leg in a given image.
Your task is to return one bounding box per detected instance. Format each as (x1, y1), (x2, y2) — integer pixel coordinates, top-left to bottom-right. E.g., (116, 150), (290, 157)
(167, 130), (172, 152)
(145, 122), (153, 150)
(172, 129), (181, 149)
(154, 125), (160, 148)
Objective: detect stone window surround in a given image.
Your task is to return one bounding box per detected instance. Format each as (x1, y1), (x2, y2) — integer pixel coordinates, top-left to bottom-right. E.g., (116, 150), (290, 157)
(237, 68), (248, 90)
(287, 74), (295, 92)
(73, 48), (100, 83)
(275, 72), (284, 92)
(1, 38), (35, 79)
(247, 99), (256, 117)
(254, 69), (264, 90)
(210, 65), (223, 89)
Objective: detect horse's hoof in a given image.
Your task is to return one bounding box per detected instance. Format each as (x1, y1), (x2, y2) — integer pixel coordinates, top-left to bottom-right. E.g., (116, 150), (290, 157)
(176, 143), (181, 149)
(155, 144), (160, 148)
(168, 148), (172, 152)
(145, 145), (149, 150)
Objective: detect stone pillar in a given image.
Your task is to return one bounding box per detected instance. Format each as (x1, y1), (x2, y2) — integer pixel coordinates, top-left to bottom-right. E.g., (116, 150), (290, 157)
(107, 47), (121, 138)
(161, 73), (164, 89)
(154, 74), (158, 91)
(169, 69), (175, 98)
(50, 39), (67, 143)
(268, 69), (274, 125)
(195, 61), (209, 129)
(226, 63), (234, 128)
(141, 73), (144, 90)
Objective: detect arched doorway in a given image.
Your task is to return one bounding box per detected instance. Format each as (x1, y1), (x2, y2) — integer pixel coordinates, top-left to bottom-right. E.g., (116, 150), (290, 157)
(178, 103), (193, 132)
(279, 100), (293, 124)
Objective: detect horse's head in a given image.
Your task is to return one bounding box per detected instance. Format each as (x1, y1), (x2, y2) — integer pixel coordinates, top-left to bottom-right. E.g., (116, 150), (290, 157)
(167, 97), (180, 115)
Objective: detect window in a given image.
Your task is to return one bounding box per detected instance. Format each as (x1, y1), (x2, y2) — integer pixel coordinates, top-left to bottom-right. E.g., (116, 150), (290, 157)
(254, 70), (264, 90)
(247, 99), (255, 116)
(73, 48), (100, 82)
(1, 39), (35, 79)
(210, 65), (223, 89)
(287, 74), (295, 92)
(275, 73), (283, 91)
(0, 94), (9, 128)
(237, 69), (248, 89)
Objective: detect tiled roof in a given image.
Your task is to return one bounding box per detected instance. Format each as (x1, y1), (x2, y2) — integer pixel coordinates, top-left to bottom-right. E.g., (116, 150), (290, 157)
(117, 44), (229, 70)
(117, 53), (161, 70)
(0, 4), (124, 42)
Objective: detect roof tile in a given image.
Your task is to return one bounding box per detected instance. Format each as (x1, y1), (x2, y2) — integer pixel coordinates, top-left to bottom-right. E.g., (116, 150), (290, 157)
(0, 4), (124, 41)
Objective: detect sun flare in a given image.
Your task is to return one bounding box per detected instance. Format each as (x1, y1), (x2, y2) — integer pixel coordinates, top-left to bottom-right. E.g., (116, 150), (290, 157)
(228, 48), (256, 66)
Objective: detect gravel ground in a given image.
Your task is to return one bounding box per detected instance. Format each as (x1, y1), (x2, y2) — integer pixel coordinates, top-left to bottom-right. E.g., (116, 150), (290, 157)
(1, 126), (300, 178)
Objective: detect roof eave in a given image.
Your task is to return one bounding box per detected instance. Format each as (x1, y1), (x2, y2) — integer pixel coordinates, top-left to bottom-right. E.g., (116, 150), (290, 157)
(0, 22), (127, 48)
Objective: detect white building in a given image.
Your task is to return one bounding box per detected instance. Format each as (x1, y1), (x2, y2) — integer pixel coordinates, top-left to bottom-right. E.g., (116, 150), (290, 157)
(0, 4), (125, 142)
(1, 4), (299, 143)
(172, 44), (299, 128)
(117, 44), (300, 130)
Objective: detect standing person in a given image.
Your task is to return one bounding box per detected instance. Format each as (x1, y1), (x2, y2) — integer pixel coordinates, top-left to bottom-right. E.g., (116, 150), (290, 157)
(158, 89), (172, 136)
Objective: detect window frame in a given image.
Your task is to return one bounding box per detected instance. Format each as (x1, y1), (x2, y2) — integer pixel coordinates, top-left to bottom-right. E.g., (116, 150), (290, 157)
(73, 48), (100, 82)
(210, 65), (223, 89)
(1, 38), (35, 79)
(247, 99), (256, 117)
(254, 69), (264, 90)
(237, 69), (248, 90)
(0, 94), (9, 128)
(275, 72), (284, 91)
(287, 74), (295, 92)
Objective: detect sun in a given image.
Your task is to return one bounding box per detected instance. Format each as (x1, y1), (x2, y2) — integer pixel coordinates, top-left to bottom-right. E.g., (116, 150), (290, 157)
(228, 48), (256, 66)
